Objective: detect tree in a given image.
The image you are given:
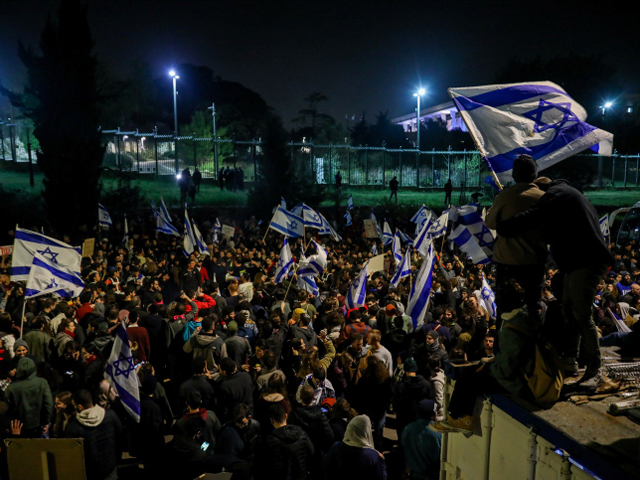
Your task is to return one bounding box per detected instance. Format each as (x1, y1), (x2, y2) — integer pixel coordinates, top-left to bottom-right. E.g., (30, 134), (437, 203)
(292, 92), (336, 140)
(368, 111), (410, 148)
(8, 0), (104, 236)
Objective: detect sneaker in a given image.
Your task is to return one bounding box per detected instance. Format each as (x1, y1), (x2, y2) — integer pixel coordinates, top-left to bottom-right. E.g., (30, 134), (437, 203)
(437, 415), (474, 434)
(577, 371), (603, 389)
(561, 358), (579, 377)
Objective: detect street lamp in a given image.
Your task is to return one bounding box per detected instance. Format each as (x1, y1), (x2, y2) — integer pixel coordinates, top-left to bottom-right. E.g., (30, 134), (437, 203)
(170, 70), (180, 174)
(414, 88), (425, 188)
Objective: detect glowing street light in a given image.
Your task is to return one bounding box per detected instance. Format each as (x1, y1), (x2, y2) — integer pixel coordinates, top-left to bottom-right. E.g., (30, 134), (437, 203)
(413, 88), (426, 151)
(601, 101), (613, 117)
(170, 70), (180, 174)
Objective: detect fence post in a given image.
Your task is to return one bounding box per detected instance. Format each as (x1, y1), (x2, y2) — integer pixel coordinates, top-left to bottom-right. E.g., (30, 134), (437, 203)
(329, 144), (333, 184)
(347, 146), (351, 186)
(432, 150), (435, 188)
(0, 123), (5, 161)
(9, 124), (16, 162)
(193, 133), (197, 169)
(416, 149), (420, 189)
(624, 157), (628, 187)
(365, 146), (369, 186)
(463, 148), (467, 186)
(612, 155), (616, 187)
(116, 130), (122, 173)
(27, 125), (34, 187)
(636, 157), (639, 187)
(447, 146), (451, 181)
(381, 142), (386, 186)
(253, 139), (257, 181)
(136, 129), (140, 174)
(154, 127), (158, 177)
(399, 148), (402, 186)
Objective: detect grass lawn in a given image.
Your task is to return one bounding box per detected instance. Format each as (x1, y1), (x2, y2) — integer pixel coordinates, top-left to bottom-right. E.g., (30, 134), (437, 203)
(2, 169), (639, 212)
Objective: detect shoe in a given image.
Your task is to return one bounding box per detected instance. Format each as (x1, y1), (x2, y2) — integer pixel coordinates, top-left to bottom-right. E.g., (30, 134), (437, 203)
(561, 358), (579, 377)
(577, 371), (603, 389)
(436, 415), (474, 434)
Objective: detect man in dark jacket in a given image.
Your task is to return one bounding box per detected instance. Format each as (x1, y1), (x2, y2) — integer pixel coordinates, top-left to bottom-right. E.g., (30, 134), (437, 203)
(183, 315), (227, 374)
(64, 389), (123, 480)
(178, 358), (216, 411)
(392, 358), (431, 438)
(497, 177), (614, 387)
(216, 357), (254, 422)
(5, 356), (53, 438)
(289, 385), (334, 458)
(291, 313), (317, 350)
(264, 404), (314, 480)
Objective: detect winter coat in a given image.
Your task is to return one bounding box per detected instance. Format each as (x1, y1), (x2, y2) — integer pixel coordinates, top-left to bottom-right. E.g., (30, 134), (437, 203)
(5, 357), (53, 430)
(216, 371), (253, 422)
(264, 425), (314, 480)
(289, 404), (334, 453)
(23, 329), (52, 363)
(291, 326), (318, 350)
(183, 332), (227, 372)
(323, 442), (387, 480)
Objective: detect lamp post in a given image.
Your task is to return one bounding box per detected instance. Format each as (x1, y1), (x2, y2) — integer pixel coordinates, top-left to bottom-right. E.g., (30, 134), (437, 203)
(598, 101), (613, 186)
(414, 88), (425, 187)
(208, 103), (218, 179)
(170, 70), (180, 174)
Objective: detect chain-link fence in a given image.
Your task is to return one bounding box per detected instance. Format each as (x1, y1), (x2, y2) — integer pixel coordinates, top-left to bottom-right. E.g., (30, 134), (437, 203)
(0, 120), (36, 164)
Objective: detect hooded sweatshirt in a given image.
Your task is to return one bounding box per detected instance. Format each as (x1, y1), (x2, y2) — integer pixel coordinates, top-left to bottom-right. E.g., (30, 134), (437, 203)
(5, 357), (53, 430)
(183, 332), (227, 372)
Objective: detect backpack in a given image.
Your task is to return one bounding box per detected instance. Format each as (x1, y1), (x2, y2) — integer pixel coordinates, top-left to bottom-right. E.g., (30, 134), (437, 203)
(524, 338), (565, 408)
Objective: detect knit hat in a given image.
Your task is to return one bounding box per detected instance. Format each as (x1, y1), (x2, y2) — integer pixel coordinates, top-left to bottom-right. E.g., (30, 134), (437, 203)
(417, 399), (437, 420)
(227, 321), (238, 333)
(404, 358), (418, 372)
(426, 330), (440, 342)
(13, 339), (28, 351)
(512, 154), (538, 183)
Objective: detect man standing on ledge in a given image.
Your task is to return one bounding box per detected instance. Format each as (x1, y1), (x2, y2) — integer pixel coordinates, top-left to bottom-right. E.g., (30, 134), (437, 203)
(389, 176), (399, 203)
(497, 174), (614, 387)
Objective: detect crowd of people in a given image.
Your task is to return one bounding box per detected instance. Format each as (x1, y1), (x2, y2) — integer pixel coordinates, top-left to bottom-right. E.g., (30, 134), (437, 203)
(0, 155), (634, 480)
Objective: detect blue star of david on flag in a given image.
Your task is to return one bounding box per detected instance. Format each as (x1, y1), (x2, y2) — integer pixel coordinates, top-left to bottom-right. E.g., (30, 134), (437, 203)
(288, 220), (298, 230)
(522, 99), (581, 134)
(37, 247), (59, 263)
(45, 277), (59, 290)
(113, 352), (137, 379)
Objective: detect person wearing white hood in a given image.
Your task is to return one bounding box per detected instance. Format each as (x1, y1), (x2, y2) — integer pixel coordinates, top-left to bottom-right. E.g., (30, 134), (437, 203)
(65, 389), (123, 480)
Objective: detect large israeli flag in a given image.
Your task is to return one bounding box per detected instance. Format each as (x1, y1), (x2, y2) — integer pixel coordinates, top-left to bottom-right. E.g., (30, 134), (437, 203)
(11, 228), (82, 282)
(382, 220), (393, 246)
(390, 248), (411, 288)
(427, 212), (449, 239)
(480, 272), (497, 319)
(274, 239), (294, 284)
(298, 274), (319, 296)
(193, 221), (211, 256)
(450, 205), (494, 257)
(25, 252), (85, 299)
(345, 265), (368, 310)
(448, 81), (613, 182)
(183, 209), (197, 256)
(599, 214), (610, 238)
(411, 204), (431, 234)
(414, 217), (433, 258)
(98, 204), (112, 228)
(298, 240), (328, 277)
(406, 241), (435, 328)
(104, 325), (141, 422)
(302, 205), (324, 230)
(449, 224), (491, 264)
(268, 206), (305, 238)
(318, 213), (342, 242)
(157, 215), (180, 237)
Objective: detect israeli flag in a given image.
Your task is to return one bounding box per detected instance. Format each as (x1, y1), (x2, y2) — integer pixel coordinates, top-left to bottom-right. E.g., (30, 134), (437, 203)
(269, 206), (305, 238)
(406, 240), (435, 329)
(599, 214), (610, 238)
(298, 273), (319, 296)
(192, 221), (211, 256)
(291, 204), (304, 216)
(398, 230), (414, 246)
(150, 198), (159, 218)
(213, 218), (221, 244)
(274, 239), (294, 284)
(448, 81), (614, 182)
(390, 248), (411, 288)
(298, 240), (328, 277)
(371, 243), (378, 256)
(104, 325), (141, 422)
(411, 204), (431, 234)
(183, 209), (197, 256)
(451, 205), (494, 257)
(370, 211), (382, 240)
(11, 228), (82, 282)
(302, 204), (324, 230)
(159, 197), (172, 222)
(347, 195), (354, 211)
(427, 212), (449, 239)
(345, 209), (353, 227)
(345, 265), (368, 310)
(383, 220), (393, 246)
(98, 204), (112, 228)
(392, 230), (403, 263)
(480, 272), (497, 319)
(156, 215), (180, 237)
(25, 252), (85, 299)
(609, 308), (632, 333)
(122, 216), (129, 245)
(318, 213), (342, 242)
(449, 224), (492, 264)
(413, 217), (433, 258)
(281, 197), (287, 210)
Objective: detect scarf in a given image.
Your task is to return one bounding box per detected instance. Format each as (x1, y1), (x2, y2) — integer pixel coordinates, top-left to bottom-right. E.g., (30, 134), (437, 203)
(63, 330), (76, 339)
(343, 415), (375, 450)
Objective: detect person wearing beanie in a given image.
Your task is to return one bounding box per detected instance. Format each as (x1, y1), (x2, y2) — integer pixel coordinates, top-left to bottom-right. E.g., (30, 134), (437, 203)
(486, 154), (548, 330)
(392, 357), (431, 438)
(402, 398), (441, 480)
(224, 320), (252, 367)
(425, 330), (448, 364)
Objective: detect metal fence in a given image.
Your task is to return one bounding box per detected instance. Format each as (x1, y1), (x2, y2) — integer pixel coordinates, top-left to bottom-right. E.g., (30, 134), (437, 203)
(3, 122), (640, 189)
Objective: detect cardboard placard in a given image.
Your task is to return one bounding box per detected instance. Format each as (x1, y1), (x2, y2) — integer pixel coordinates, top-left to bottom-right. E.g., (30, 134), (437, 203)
(6, 438), (86, 480)
(221, 225), (235, 238)
(366, 254), (385, 274)
(0, 245), (13, 256)
(82, 238), (95, 258)
(363, 219), (379, 238)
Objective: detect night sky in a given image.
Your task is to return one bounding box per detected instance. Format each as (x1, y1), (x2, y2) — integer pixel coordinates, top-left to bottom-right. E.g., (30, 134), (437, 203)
(1, 0), (638, 127)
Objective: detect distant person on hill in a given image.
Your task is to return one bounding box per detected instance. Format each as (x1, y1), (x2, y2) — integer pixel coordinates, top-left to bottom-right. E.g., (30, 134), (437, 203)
(389, 176), (399, 203)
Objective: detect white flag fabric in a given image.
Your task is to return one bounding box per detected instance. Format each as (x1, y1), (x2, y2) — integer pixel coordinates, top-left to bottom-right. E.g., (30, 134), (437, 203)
(392, 230), (403, 263)
(274, 239), (294, 284)
(212, 218), (221, 244)
(268, 206), (305, 238)
(281, 197), (287, 210)
(345, 265), (368, 310)
(449, 224), (491, 264)
(150, 198), (159, 218)
(11, 228), (82, 282)
(448, 81), (613, 182)
(347, 195), (354, 211)
(156, 214), (180, 237)
(390, 248), (411, 288)
(183, 209), (197, 256)
(193, 221), (211, 256)
(298, 274), (319, 296)
(345, 209), (353, 227)
(104, 325), (141, 422)
(450, 205), (494, 258)
(427, 212), (449, 239)
(302, 204), (323, 230)
(122, 216), (129, 245)
(25, 252), (85, 299)
(406, 241), (435, 329)
(383, 220), (393, 246)
(298, 240), (328, 277)
(370, 212), (382, 240)
(413, 217), (433, 258)
(411, 204), (431, 234)
(318, 213), (342, 242)
(480, 272), (497, 319)
(98, 203), (112, 228)
(159, 197), (172, 222)
(599, 215), (610, 238)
